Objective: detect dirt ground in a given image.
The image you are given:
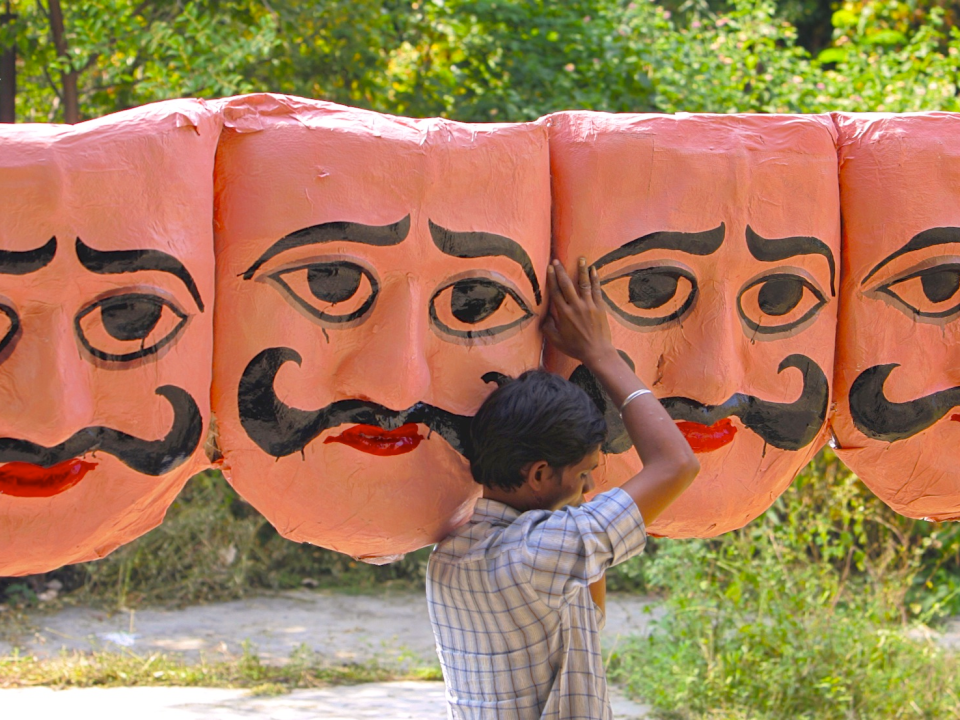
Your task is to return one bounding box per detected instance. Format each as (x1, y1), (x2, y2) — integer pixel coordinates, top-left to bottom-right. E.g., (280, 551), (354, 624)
(0, 590), (662, 719)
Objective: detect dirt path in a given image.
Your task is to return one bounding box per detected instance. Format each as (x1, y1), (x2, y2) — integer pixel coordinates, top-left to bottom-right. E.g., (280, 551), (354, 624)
(0, 589), (663, 664)
(0, 590), (662, 719)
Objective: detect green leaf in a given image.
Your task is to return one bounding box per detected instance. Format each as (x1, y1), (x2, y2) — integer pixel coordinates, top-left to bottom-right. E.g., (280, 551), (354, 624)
(831, 9), (858, 29)
(817, 47), (847, 64)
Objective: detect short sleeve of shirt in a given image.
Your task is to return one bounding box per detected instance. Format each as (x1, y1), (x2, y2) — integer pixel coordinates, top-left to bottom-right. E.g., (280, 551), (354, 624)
(513, 488), (646, 609)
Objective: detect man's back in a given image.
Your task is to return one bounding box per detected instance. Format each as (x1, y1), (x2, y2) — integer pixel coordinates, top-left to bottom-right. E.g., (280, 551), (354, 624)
(427, 487), (646, 719)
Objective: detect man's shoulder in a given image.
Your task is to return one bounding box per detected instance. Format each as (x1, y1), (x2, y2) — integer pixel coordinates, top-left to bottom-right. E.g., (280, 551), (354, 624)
(431, 513), (527, 565)
(433, 488), (639, 562)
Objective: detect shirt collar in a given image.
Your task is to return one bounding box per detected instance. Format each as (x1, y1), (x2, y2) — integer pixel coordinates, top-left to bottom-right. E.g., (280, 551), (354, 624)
(471, 497), (523, 525)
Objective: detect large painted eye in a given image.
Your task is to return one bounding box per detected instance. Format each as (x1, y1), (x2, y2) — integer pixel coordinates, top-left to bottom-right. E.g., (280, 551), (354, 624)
(75, 293), (188, 362)
(0, 303), (19, 357)
(600, 266), (697, 327)
(877, 262), (960, 321)
(267, 261), (379, 324)
(737, 273), (826, 336)
(430, 277), (533, 339)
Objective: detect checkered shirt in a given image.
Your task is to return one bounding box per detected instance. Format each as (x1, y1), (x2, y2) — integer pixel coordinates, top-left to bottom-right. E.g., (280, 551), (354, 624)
(426, 487), (647, 720)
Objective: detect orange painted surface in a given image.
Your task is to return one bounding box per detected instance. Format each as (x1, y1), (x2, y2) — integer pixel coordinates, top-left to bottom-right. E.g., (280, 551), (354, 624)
(545, 112), (839, 537)
(832, 113), (960, 521)
(212, 95), (550, 561)
(0, 100), (218, 576)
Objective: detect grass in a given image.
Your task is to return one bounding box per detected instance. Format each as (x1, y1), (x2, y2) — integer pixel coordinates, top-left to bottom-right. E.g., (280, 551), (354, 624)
(0, 643), (442, 691)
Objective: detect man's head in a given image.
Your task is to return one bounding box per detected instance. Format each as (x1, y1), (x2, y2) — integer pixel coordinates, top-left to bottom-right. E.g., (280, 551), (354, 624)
(832, 113), (960, 520)
(213, 95), (550, 559)
(470, 370), (606, 511)
(0, 100), (218, 575)
(545, 112), (839, 537)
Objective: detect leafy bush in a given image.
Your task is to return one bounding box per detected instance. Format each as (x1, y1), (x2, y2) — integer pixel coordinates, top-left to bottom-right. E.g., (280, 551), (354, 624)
(609, 451), (960, 719)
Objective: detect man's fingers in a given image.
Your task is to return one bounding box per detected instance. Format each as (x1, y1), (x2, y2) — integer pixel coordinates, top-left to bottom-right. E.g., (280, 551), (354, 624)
(554, 260), (582, 305)
(590, 265), (604, 304)
(546, 262), (559, 298)
(577, 257), (592, 300)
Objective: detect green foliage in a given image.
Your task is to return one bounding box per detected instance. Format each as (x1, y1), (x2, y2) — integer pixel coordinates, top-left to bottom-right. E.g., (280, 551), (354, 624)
(74, 470), (429, 608)
(249, 0), (404, 109)
(2, 0), (278, 122)
(643, 0), (960, 113)
(609, 451), (960, 719)
(3, 0), (958, 121)
(1, 582), (37, 608)
(380, 0), (660, 120)
(816, 0), (960, 112)
(643, 0), (825, 113)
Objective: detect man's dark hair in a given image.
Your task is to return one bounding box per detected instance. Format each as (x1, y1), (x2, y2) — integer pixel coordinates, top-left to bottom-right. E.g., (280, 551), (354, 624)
(469, 370), (607, 491)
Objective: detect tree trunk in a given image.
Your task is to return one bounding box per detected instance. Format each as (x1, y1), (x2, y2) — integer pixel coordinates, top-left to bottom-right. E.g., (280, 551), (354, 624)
(47, 0), (78, 123)
(0, 7), (14, 123)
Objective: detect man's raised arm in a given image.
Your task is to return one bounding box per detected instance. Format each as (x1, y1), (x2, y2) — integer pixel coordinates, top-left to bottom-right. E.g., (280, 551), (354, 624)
(543, 258), (699, 523)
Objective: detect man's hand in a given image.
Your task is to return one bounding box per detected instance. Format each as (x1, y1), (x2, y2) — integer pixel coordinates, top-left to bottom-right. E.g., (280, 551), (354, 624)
(542, 256), (700, 524)
(543, 258), (614, 366)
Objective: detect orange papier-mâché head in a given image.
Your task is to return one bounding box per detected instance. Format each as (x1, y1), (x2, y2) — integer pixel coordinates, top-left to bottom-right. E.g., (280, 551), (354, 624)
(213, 95), (550, 561)
(831, 113), (960, 521)
(545, 112), (840, 537)
(0, 100), (217, 575)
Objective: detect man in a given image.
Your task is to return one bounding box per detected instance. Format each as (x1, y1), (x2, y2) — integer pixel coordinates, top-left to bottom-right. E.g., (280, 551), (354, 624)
(427, 258), (699, 719)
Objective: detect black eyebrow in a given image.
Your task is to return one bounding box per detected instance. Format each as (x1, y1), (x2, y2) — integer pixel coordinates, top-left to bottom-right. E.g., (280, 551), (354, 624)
(429, 220), (542, 305)
(76, 237), (204, 312)
(746, 226), (837, 296)
(593, 224), (725, 270)
(242, 216), (411, 280)
(863, 226), (960, 285)
(0, 237), (57, 275)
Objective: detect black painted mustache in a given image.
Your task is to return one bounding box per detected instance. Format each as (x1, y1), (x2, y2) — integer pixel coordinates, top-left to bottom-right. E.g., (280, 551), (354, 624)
(238, 347), (473, 458)
(0, 386), (202, 476)
(662, 355), (829, 451)
(849, 363), (960, 442)
(571, 354), (828, 452)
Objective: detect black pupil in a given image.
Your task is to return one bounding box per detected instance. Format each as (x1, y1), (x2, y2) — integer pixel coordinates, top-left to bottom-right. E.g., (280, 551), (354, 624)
(757, 277), (804, 316)
(450, 279), (506, 324)
(101, 298), (164, 341)
(921, 268), (960, 304)
(628, 270), (680, 309)
(307, 264), (363, 304)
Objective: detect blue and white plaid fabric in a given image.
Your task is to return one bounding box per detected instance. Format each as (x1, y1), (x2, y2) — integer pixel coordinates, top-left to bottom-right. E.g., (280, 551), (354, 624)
(427, 487), (646, 719)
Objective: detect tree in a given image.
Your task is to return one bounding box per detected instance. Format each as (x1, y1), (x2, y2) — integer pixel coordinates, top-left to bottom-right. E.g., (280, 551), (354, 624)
(3, 0), (278, 122)
(0, 1), (15, 122)
(247, 0), (408, 110)
(379, 0), (661, 121)
(641, 0), (959, 114)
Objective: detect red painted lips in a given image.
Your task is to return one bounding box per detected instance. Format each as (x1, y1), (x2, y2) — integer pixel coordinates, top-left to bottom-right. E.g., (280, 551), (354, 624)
(676, 418), (738, 453)
(324, 423), (424, 456)
(0, 458), (98, 498)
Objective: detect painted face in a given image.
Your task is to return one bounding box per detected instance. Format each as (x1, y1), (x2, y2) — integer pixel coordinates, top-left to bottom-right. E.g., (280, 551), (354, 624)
(832, 113), (960, 520)
(213, 95), (549, 560)
(545, 112), (839, 537)
(0, 101), (217, 575)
